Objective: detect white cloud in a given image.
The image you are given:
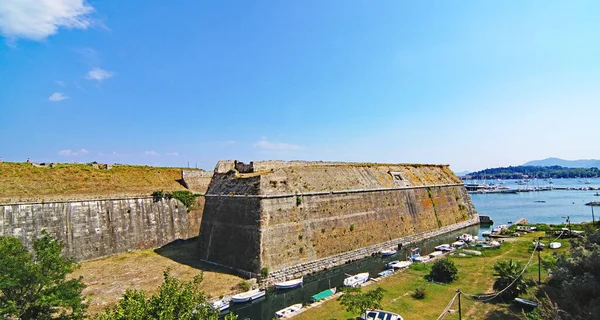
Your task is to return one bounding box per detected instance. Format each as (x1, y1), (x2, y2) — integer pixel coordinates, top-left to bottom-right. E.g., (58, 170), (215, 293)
(48, 92), (68, 101)
(144, 151), (179, 157)
(55, 80), (65, 87)
(85, 68), (113, 81)
(144, 150), (159, 157)
(58, 148), (88, 156)
(0, 0), (94, 41)
(165, 152), (179, 157)
(253, 139), (303, 151)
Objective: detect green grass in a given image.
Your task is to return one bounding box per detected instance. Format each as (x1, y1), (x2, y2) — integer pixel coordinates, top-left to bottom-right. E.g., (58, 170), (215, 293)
(296, 232), (560, 320)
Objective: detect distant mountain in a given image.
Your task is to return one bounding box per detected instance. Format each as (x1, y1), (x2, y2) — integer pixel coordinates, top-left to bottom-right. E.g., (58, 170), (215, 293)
(454, 170), (471, 177)
(524, 158), (600, 168)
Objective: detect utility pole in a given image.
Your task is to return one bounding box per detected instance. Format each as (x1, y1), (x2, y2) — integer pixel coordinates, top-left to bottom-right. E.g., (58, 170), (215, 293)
(592, 205), (595, 225)
(538, 237), (541, 284)
(457, 289), (462, 320)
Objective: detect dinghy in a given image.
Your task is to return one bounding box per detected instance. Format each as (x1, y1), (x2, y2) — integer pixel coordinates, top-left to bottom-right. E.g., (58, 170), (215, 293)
(377, 269), (394, 278)
(274, 277), (303, 290)
(275, 303), (302, 318)
(380, 249), (397, 256)
(231, 288), (265, 303)
(212, 299), (230, 312)
(343, 272), (369, 287)
(386, 260), (412, 269)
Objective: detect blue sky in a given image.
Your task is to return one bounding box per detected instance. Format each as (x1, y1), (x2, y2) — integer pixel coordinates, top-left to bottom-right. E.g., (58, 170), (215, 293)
(1, 1), (599, 172)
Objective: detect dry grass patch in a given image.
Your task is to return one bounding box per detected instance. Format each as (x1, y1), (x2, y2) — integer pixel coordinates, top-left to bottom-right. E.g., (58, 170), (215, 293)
(70, 239), (243, 316)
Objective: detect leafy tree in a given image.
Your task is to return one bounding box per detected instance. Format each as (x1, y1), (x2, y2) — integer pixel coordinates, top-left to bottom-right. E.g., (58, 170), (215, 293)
(97, 270), (237, 320)
(338, 286), (385, 316)
(430, 258), (458, 283)
(492, 259), (529, 299)
(0, 230), (87, 319)
(547, 229), (600, 319)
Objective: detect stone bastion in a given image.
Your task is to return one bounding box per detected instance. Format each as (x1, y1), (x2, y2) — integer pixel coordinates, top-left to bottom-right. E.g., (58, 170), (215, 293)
(197, 160), (478, 281)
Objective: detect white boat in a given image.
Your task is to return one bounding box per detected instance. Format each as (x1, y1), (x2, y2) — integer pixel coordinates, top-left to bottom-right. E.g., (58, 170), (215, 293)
(428, 251), (444, 258)
(380, 249), (397, 256)
(413, 255), (430, 263)
(514, 298), (538, 308)
(409, 248), (421, 260)
(482, 231), (492, 237)
(452, 240), (465, 248)
(274, 277), (303, 290)
(386, 260), (412, 269)
(533, 241), (546, 250)
(457, 233), (474, 243)
(231, 288), (266, 303)
(549, 242), (562, 249)
(212, 299), (230, 312)
(275, 303), (303, 318)
(435, 244), (451, 251)
(362, 309), (404, 320)
(343, 272), (369, 287)
(377, 269), (394, 277)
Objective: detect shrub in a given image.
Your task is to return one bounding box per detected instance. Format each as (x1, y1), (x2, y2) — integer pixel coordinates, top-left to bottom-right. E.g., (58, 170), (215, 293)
(237, 280), (251, 291)
(492, 259), (529, 299)
(350, 224), (355, 232)
(412, 286), (426, 299)
(260, 267), (269, 279)
(152, 190), (165, 202)
(170, 190), (198, 209)
(296, 196), (302, 206)
(430, 258), (458, 283)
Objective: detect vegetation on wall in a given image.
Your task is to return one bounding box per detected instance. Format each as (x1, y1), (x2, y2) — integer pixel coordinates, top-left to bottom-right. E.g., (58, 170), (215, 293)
(152, 190), (199, 210)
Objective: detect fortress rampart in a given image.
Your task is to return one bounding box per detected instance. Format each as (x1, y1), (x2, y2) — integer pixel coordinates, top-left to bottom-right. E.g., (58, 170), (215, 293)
(198, 160), (478, 280)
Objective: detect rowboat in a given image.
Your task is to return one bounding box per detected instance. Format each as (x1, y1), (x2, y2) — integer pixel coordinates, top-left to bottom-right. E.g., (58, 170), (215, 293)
(452, 241), (465, 248)
(377, 269), (394, 278)
(311, 287), (336, 302)
(274, 277), (303, 290)
(275, 303), (302, 318)
(231, 288), (266, 303)
(212, 299), (230, 312)
(386, 260), (412, 269)
(343, 272), (369, 287)
(380, 249), (397, 256)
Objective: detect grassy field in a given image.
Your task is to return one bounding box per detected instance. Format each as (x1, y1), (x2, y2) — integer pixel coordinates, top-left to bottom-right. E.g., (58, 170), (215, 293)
(295, 232), (569, 320)
(0, 162), (197, 203)
(70, 239), (244, 315)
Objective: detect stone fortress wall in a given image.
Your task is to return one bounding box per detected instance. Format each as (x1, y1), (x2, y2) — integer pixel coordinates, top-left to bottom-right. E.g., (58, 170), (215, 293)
(198, 160), (478, 280)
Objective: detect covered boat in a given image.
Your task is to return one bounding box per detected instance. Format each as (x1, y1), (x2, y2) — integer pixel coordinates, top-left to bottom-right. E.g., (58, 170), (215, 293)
(343, 272), (369, 287)
(386, 260), (412, 269)
(549, 242), (562, 249)
(428, 251), (444, 258)
(377, 269), (394, 278)
(231, 288), (266, 303)
(311, 288), (337, 302)
(435, 244), (452, 251)
(274, 277), (303, 290)
(275, 303), (303, 318)
(380, 249), (397, 256)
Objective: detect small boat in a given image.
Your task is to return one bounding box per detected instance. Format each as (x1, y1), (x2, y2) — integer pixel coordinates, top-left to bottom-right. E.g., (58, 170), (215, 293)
(533, 241), (546, 250)
(274, 277), (303, 290)
(452, 240), (465, 248)
(311, 288), (336, 302)
(514, 298), (538, 308)
(212, 299), (230, 312)
(231, 288), (266, 303)
(594, 193), (600, 196)
(435, 244), (451, 251)
(457, 234), (476, 243)
(380, 249), (397, 256)
(343, 272), (369, 287)
(428, 251), (444, 258)
(482, 241), (501, 249)
(549, 242), (562, 249)
(386, 260), (412, 269)
(377, 269), (394, 277)
(482, 231), (492, 237)
(409, 248), (421, 260)
(362, 309), (404, 320)
(413, 255), (430, 263)
(275, 303), (302, 318)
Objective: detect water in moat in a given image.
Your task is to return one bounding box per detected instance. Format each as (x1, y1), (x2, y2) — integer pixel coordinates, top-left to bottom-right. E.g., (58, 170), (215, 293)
(226, 225), (479, 320)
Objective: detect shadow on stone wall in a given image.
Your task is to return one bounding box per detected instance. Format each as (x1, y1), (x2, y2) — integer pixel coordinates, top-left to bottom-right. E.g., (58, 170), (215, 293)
(153, 237), (240, 277)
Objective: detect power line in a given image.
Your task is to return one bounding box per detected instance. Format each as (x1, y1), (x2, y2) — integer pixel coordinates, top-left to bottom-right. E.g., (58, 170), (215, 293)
(436, 291), (460, 320)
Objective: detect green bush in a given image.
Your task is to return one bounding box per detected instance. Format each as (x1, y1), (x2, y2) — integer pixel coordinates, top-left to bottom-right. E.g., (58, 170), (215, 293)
(350, 224), (355, 232)
(412, 286), (426, 299)
(430, 258), (458, 283)
(260, 267), (269, 279)
(237, 280), (251, 291)
(152, 190), (165, 202)
(170, 190), (198, 209)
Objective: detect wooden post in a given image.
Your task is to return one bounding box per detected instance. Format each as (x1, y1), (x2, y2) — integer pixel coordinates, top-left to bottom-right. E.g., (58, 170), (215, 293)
(538, 237), (541, 284)
(457, 290), (462, 320)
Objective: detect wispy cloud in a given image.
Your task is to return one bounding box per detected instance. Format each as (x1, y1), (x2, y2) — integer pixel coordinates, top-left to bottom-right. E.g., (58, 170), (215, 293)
(85, 68), (113, 81)
(55, 81), (65, 87)
(58, 148), (89, 156)
(144, 150), (179, 157)
(0, 0), (94, 41)
(253, 138), (303, 151)
(48, 92), (68, 102)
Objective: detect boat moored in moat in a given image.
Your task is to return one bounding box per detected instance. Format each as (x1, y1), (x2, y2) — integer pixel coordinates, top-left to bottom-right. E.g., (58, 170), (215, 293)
(274, 277), (303, 290)
(275, 303), (303, 318)
(343, 272), (370, 287)
(231, 288), (266, 303)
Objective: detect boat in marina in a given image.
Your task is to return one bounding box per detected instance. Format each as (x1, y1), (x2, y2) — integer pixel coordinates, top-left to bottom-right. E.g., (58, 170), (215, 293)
(212, 299), (230, 312)
(452, 240), (466, 247)
(482, 231), (492, 237)
(413, 255), (430, 263)
(380, 249), (397, 256)
(231, 288), (266, 303)
(457, 233), (476, 243)
(409, 248), (421, 260)
(386, 260), (412, 269)
(377, 269), (394, 278)
(343, 272), (369, 287)
(311, 288), (336, 302)
(435, 244), (452, 251)
(549, 242), (562, 249)
(428, 251), (444, 258)
(275, 303), (303, 318)
(274, 277), (303, 290)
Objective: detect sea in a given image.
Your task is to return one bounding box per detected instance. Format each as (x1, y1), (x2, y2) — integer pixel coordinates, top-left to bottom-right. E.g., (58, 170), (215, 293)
(226, 177), (600, 319)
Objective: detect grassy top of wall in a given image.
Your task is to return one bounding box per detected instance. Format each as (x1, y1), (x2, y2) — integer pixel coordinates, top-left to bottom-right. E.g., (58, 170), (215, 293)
(209, 161), (463, 195)
(0, 162), (198, 203)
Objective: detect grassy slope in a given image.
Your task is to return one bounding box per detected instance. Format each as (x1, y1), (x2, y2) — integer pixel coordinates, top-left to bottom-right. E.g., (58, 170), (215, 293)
(0, 162), (195, 203)
(295, 232), (568, 320)
(71, 240), (243, 315)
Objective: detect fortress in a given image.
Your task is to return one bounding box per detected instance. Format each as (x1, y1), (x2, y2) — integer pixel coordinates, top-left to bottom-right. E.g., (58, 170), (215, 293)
(0, 160), (477, 281)
(197, 160), (478, 281)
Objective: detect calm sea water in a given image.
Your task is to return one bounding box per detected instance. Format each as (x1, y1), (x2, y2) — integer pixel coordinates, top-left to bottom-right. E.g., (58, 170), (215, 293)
(227, 178), (599, 319)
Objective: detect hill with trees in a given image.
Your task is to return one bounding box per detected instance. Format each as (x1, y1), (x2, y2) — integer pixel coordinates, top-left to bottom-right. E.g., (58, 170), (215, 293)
(466, 165), (600, 179)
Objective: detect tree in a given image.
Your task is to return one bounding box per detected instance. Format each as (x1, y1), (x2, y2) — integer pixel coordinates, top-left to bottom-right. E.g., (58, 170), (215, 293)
(338, 286), (385, 316)
(0, 230), (87, 319)
(492, 259), (529, 299)
(430, 258), (458, 283)
(97, 270), (237, 320)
